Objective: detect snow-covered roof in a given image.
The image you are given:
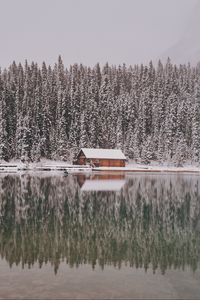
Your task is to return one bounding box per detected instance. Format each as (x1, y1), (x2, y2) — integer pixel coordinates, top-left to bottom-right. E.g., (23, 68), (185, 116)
(81, 179), (126, 191)
(80, 148), (126, 160)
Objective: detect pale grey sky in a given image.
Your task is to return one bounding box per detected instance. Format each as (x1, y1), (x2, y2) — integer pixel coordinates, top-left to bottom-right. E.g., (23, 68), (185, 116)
(0, 0), (199, 68)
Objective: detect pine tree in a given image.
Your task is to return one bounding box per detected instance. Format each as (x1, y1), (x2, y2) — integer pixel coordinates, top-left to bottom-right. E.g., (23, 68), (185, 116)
(116, 116), (123, 150)
(192, 97), (200, 163)
(20, 115), (32, 162)
(0, 85), (9, 161)
(79, 113), (90, 148)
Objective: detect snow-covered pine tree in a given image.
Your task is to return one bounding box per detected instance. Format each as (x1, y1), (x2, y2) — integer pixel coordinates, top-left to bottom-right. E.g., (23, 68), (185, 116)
(191, 83), (200, 163)
(79, 113), (90, 148)
(164, 92), (178, 161)
(0, 77), (9, 161)
(98, 74), (112, 148)
(20, 114), (32, 162)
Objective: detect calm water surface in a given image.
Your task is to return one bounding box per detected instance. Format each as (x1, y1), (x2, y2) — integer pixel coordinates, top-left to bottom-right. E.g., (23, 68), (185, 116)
(0, 172), (200, 299)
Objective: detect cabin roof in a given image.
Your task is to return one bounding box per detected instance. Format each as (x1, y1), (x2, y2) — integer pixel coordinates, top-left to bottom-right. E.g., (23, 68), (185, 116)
(79, 148), (126, 160)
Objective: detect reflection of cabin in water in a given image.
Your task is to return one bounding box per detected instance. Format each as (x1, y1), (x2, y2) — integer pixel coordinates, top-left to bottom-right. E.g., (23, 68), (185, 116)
(74, 148), (126, 167)
(81, 179), (125, 191)
(76, 173), (126, 192)
(77, 173), (125, 188)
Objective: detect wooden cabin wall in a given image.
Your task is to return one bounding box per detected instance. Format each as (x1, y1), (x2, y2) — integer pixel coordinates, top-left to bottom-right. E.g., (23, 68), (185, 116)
(75, 152), (126, 167)
(76, 157), (86, 165)
(90, 159), (125, 167)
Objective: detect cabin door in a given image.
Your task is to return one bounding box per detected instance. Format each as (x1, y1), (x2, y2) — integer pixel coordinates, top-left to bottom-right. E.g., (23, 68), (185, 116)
(94, 159), (100, 167)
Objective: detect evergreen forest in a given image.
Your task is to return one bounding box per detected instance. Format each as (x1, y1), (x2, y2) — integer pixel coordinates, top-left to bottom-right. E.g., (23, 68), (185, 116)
(0, 56), (200, 164)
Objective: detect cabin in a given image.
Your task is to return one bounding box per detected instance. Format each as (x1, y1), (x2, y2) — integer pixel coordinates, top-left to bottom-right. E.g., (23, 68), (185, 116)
(74, 148), (126, 167)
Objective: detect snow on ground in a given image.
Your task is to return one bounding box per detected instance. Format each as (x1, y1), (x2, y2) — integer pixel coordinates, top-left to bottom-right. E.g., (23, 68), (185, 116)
(93, 165), (200, 173)
(94, 160), (200, 173)
(0, 159), (200, 174)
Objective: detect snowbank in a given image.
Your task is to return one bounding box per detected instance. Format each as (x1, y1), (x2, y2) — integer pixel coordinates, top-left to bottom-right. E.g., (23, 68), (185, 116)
(0, 160), (200, 174)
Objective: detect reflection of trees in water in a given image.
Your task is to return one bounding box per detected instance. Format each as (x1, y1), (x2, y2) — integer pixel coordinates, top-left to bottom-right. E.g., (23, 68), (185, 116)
(0, 174), (200, 274)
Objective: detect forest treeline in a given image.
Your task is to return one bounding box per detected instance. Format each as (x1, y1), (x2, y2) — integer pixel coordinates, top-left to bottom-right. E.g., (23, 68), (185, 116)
(0, 56), (200, 163)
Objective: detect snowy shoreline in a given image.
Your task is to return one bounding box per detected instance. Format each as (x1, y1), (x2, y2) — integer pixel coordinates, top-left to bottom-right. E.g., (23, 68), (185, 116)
(0, 160), (200, 174)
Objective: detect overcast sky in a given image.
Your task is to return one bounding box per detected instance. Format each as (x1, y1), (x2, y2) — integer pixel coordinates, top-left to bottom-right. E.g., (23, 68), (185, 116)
(0, 0), (198, 68)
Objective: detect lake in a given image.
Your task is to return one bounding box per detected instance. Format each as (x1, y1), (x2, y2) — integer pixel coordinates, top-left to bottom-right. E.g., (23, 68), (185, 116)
(0, 172), (200, 299)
